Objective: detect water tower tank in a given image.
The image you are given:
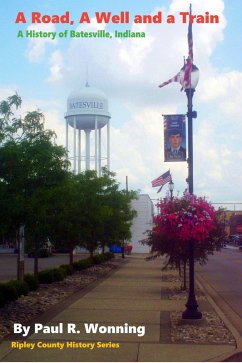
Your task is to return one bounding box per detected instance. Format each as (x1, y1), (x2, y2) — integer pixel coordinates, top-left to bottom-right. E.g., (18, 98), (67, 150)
(65, 84), (111, 175)
(65, 85), (110, 129)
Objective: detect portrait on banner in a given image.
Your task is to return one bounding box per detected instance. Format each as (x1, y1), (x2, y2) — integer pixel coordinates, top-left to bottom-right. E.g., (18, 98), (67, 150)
(164, 114), (186, 162)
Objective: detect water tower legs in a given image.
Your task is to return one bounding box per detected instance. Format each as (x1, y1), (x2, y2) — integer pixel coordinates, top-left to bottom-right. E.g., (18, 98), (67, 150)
(85, 129), (91, 170)
(65, 120), (110, 175)
(98, 128), (102, 176)
(78, 129), (81, 173)
(73, 116), (77, 174)
(95, 116), (98, 172)
(107, 119), (110, 171)
(66, 119), (69, 164)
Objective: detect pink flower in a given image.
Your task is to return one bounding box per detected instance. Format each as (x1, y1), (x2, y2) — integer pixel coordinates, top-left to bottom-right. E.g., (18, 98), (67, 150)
(155, 193), (216, 242)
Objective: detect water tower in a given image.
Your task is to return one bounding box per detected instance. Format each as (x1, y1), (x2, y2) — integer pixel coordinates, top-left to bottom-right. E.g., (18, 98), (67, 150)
(65, 83), (111, 175)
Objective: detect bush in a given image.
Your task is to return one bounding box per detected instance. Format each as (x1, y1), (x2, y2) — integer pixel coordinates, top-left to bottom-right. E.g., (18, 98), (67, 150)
(38, 267), (65, 284)
(93, 254), (108, 264)
(37, 270), (52, 284)
(0, 284), (8, 307)
(73, 258), (94, 271)
(0, 279), (32, 308)
(93, 252), (114, 264)
(24, 273), (39, 291)
(104, 252), (114, 260)
(72, 253), (114, 271)
(53, 267), (66, 281)
(8, 280), (29, 296)
(60, 264), (74, 275)
(0, 282), (18, 304)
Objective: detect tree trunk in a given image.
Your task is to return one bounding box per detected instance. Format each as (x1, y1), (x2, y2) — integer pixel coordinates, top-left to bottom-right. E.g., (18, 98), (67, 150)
(183, 260), (187, 290)
(69, 248), (74, 267)
(121, 240), (125, 259)
(34, 240), (39, 277)
(178, 260), (181, 277)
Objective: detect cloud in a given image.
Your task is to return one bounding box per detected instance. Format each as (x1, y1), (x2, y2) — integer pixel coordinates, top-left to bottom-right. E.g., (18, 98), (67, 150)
(25, 23), (57, 63)
(47, 50), (65, 82)
(199, 70), (242, 118)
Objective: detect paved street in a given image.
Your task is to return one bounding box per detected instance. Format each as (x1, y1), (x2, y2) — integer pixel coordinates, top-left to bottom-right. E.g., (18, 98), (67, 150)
(0, 254), (87, 282)
(196, 246), (242, 334)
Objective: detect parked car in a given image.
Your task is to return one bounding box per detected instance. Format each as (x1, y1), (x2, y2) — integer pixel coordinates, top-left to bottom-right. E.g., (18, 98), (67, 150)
(124, 245), (133, 255)
(109, 244), (133, 255)
(28, 239), (53, 258)
(28, 248), (52, 258)
(229, 234), (242, 245)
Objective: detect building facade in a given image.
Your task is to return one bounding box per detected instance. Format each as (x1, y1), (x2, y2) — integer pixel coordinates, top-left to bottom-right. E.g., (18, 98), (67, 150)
(130, 194), (153, 253)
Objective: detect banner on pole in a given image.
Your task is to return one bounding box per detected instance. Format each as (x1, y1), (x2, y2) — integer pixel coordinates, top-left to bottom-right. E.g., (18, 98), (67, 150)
(164, 114), (186, 162)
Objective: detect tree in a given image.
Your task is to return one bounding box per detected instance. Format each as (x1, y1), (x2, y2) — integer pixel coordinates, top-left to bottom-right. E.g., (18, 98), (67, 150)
(0, 94), (68, 275)
(46, 173), (82, 266)
(48, 169), (137, 263)
(74, 169), (125, 258)
(92, 169), (137, 253)
(0, 93), (22, 143)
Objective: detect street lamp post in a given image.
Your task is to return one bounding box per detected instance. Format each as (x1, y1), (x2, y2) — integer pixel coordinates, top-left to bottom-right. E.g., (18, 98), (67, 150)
(168, 180), (174, 200)
(180, 62), (202, 319)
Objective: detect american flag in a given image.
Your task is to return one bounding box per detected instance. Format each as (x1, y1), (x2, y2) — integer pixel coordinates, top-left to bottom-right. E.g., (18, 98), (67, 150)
(151, 170), (172, 192)
(183, 4), (193, 89)
(158, 72), (181, 89)
(159, 5), (194, 91)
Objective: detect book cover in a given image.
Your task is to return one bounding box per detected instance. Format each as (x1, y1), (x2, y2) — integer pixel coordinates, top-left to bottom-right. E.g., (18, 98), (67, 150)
(0, 0), (241, 362)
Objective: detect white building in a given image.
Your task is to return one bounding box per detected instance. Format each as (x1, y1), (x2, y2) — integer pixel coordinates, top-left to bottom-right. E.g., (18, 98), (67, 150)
(130, 194), (153, 253)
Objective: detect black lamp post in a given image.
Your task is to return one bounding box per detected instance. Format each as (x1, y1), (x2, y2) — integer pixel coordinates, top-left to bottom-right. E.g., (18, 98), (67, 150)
(168, 180), (174, 200)
(180, 62), (202, 320)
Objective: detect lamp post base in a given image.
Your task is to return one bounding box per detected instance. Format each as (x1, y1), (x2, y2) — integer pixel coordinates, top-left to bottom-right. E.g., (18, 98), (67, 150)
(182, 238), (202, 320)
(182, 303), (202, 320)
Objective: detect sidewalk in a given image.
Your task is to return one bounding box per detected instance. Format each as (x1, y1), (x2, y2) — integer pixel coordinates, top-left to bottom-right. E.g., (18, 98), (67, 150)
(0, 254), (238, 362)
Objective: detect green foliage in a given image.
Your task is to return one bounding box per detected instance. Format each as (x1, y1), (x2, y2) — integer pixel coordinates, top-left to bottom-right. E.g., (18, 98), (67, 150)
(0, 285), (7, 307)
(72, 252), (114, 270)
(53, 267), (67, 280)
(92, 252), (114, 264)
(0, 282), (18, 304)
(38, 267), (66, 284)
(59, 264), (74, 275)
(104, 251), (115, 259)
(73, 258), (94, 271)
(24, 273), (39, 291)
(8, 280), (30, 296)
(48, 169), (137, 262)
(92, 254), (107, 264)
(0, 278), (32, 308)
(0, 94), (69, 275)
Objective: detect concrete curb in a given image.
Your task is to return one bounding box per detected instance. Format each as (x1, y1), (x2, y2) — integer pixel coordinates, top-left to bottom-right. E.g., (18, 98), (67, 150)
(196, 273), (242, 362)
